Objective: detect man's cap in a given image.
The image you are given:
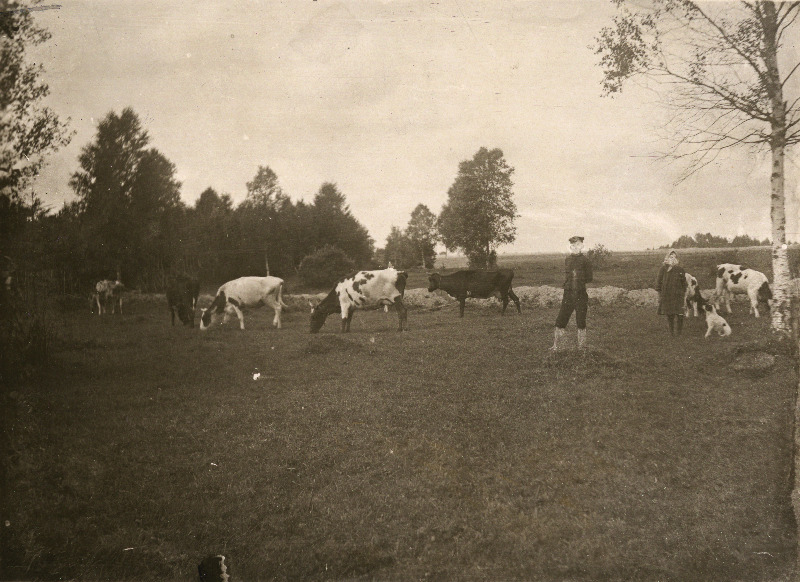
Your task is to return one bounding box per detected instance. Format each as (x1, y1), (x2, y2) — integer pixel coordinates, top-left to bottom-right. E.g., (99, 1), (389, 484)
(568, 236), (584, 243)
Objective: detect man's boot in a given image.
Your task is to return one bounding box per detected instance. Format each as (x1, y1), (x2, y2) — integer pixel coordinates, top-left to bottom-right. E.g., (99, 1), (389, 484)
(550, 327), (565, 351)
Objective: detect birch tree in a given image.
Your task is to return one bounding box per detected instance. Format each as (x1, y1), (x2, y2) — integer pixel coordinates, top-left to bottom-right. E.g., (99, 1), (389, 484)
(594, 0), (799, 335)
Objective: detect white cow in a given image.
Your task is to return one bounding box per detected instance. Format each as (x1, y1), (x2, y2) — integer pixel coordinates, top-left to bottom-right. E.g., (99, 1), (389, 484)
(715, 263), (772, 317)
(200, 276), (288, 330)
(683, 272), (702, 317)
(93, 279), (125, 315)
(310, 268), (408, 333)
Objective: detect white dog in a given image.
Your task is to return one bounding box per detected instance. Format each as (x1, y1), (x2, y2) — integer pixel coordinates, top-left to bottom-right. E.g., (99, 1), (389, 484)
(702, 302), (732, 338)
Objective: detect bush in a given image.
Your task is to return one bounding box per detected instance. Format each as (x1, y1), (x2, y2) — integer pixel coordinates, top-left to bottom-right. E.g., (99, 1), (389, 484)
(586, 244), (612, 269)
(298, 245), (356, 289)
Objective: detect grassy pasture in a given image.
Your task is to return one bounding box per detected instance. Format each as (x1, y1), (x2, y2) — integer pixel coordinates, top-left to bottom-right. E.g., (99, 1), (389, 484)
(5, 248), (799, 581)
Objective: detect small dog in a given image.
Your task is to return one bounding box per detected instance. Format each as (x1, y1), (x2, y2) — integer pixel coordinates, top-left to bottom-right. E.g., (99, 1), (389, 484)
(702, 302), (732, 338)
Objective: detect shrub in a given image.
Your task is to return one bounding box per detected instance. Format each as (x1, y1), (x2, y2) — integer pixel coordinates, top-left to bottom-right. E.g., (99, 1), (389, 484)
(298, 245), (356, 289)
(586, 244), (612, 269)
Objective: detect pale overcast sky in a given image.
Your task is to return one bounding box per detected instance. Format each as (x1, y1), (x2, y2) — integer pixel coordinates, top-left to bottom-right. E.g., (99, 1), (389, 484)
(29, 0), (800, 252)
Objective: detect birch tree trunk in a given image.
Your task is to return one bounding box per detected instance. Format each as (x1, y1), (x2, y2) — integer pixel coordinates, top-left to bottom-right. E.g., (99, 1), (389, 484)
(764, 2), (792, 335)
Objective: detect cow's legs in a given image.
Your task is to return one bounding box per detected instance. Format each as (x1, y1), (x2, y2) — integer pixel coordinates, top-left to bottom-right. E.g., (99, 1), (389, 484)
(508, 288), (521, 313)
(265, 297), (282, 328)
(170, 306), (176, 326)
(395, 299), (407, 331)
(224, 303), (245, 329)
(341, 306), (354, 332)
(501, 292), (509, 314)
(458, 297), (466, 317)
(749, 293), (760, 317)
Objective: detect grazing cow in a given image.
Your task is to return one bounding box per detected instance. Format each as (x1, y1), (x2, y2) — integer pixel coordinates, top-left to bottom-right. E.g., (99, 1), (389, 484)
(310, 268), (408, 333)
(167, 275), (199, 327)
(427, 269), (521, 317)
(93, 279), (126, 314)
(702, 302), (732, 338)
(200, 276), (287, 331)
(684, 272), (702, 317)
(715, 263), (772, 317)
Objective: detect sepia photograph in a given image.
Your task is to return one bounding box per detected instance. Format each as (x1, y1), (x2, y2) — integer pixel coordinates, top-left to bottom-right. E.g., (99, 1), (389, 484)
(2, 0), (800, 579)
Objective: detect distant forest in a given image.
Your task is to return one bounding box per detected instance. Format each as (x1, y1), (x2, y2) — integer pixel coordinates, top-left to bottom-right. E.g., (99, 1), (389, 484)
(661, 233), (772, 249)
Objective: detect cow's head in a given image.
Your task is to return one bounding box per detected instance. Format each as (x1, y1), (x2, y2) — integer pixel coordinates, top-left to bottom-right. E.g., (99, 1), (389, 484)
(199, 307), (215, 330)
(309, 302), (327, 333)
(427, 273), (441, 293)
(177, 302), (195, 327)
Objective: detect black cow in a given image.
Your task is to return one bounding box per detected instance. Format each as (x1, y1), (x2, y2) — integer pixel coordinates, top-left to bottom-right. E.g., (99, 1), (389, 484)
(167, 274), (199, 327)
(428, 269), (521, 317)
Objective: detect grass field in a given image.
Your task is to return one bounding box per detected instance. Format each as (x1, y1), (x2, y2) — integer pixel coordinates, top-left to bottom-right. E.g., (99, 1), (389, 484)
(4, 248), (799, 581)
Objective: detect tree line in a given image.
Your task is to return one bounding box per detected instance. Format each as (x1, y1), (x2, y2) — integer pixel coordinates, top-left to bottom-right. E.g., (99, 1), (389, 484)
(663, 233), (772, 249)
(9, 105), (518, 293)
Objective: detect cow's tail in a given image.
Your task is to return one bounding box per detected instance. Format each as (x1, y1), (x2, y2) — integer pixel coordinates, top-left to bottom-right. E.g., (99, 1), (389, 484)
(277, 281), (289, 308)
(760, 281), (773, 301)
(395, 271), (408, 296)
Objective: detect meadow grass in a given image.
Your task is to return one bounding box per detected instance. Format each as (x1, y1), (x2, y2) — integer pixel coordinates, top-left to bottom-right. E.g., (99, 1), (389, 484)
(5, 275), (797, 581)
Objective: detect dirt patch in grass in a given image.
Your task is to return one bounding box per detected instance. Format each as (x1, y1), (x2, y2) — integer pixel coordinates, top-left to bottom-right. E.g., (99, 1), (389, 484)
(543, 346), (636, 379)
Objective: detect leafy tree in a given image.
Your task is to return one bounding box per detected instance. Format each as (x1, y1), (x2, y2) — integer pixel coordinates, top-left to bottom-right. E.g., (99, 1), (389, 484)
(586, 244), (613, 269)
(184, 188), (236, 281)
(236, 166), (292, 276)
(384, 226), (417, 269)
(438, 147), (516, 268)
(311, 183), (374, 267)
(405, 203), (438, 268)
(594, 0), (798, 334)
(0, 0), (71, 254)
(241, 165), (288, 211)
(671, 235), (698, 249)
(69, 108), (182, 284)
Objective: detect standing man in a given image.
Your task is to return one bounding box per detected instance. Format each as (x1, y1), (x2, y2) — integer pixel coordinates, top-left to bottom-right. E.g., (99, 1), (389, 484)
(551, 235), (593, 350)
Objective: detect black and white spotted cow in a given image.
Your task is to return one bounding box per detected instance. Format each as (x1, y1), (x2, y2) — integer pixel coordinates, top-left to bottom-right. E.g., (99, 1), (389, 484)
(200, 276), (287, 330)
(683, 272), (702, 317)
(715, 263), (773, 318)
(309, 268), (408, 333)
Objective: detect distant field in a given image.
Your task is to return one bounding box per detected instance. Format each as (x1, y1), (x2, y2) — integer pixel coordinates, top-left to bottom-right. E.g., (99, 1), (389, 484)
(404, 246), (792, 293)
(5, 270), (797, 580)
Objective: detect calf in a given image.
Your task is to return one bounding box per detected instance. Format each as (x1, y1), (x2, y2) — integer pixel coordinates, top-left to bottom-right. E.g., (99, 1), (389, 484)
(200, 276), (287, 331)
(684, 272), (702, 317)
(427, 269), (521, 317)
(93, 279), (126, 315)
(167, 275), (199, 327)
(715, 263), (772, 317)
(310, 268), (408, 333)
